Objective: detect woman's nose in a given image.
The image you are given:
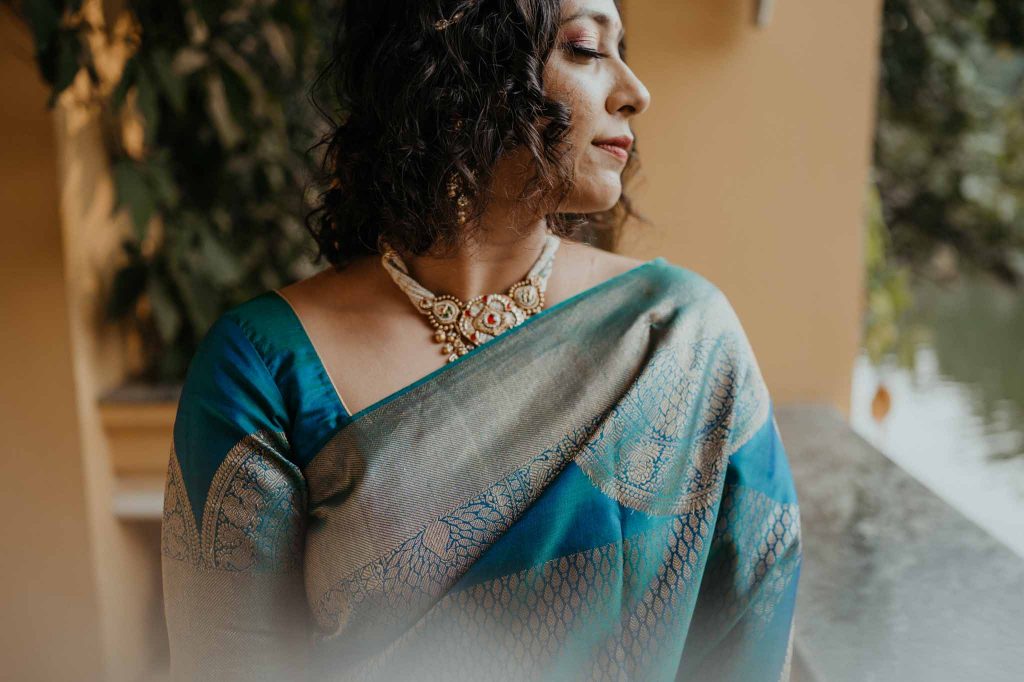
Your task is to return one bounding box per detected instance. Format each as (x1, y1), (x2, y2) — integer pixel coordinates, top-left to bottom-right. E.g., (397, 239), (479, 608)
(609, 65), (651, 117)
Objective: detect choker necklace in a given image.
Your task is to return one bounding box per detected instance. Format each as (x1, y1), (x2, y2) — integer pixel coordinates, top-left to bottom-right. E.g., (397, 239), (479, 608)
(379, 234), (561, 363)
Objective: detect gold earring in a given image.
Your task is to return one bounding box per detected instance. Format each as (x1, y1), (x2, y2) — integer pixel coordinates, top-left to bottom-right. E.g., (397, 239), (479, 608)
(446, 171), (469, 225)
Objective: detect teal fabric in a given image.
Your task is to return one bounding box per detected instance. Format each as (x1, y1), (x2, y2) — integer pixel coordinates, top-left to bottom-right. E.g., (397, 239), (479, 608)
(225, 292), (352, 466)
(161, 256), (802, 682)
(171, 313), (292, 532)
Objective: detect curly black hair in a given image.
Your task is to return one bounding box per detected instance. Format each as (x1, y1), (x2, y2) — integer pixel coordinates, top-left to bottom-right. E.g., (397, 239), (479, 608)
(305, 0), (644, 269)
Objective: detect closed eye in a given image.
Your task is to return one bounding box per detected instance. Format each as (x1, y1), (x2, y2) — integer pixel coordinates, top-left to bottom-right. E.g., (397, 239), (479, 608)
(563, 43), (608, 60)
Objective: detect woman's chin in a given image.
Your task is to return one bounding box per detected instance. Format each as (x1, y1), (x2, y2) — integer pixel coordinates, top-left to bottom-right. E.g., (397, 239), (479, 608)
(561, 183), (623, 214)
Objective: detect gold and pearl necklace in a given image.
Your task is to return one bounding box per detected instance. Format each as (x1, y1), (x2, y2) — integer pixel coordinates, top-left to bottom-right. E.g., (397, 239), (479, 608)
(379, 235), (561, 363)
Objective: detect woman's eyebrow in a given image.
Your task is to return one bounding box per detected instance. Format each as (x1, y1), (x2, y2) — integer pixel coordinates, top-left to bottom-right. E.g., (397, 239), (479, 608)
(560, 10), (625, 43)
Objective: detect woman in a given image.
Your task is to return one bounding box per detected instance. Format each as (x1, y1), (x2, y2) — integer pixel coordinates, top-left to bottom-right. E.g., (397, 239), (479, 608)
(160, 0), (802, 680)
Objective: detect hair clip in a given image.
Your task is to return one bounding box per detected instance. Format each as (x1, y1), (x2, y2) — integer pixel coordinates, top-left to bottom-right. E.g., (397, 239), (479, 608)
(434, 2), (477, 31)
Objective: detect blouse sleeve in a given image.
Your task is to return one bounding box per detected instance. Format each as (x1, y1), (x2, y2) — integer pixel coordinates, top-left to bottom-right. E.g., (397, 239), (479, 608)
(160, 314), (312, 682)
(677, 291), (803, 682)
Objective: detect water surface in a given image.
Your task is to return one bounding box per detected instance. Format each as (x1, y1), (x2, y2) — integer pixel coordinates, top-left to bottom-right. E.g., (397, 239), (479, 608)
(850, 275), (1024, 558)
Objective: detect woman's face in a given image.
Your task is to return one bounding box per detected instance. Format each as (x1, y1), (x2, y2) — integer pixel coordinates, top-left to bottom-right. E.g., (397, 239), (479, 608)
(483, 0), (650, 223)
(544, 0), (651, 213)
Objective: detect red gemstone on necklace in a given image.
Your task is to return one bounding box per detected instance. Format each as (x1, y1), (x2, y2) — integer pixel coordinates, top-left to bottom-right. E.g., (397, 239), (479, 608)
(463, 309), (471, 316)
(486, 313), (497, 325)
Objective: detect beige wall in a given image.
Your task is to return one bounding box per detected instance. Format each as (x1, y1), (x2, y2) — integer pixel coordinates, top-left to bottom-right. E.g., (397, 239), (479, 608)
(0, 13), (164, 682)
(0, 16), (107, 681)
(621, 1), (881, 416)
(54, 65), (168, 682)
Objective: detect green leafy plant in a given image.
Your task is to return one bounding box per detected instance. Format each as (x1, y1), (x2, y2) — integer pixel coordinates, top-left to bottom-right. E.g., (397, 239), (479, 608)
(7, 0), (335, 380)
(877, 0), (1024, 287)
(863, 178), (925, 366)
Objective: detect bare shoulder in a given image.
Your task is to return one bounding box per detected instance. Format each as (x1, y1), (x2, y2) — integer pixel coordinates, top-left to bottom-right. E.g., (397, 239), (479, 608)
(277, 254), (381, 313)
(558, 239), (650, 280)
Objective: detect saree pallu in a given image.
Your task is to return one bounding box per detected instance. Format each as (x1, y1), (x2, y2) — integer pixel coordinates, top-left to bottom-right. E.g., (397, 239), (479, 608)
(161, 257), (802, 682)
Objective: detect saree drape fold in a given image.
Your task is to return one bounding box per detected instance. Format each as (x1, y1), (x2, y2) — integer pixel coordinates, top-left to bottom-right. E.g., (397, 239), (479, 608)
(161, 257), (802, 682)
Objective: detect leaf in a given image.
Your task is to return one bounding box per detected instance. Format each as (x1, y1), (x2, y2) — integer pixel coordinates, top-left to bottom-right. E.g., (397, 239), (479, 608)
(112, 159), (155, 240)
(24, 0), (60, 53)
(85, 63), (100, 88)
(46, 30), (81, 107)
(198, 231), (245, 287)
(189, 2), (219, 34)
(168, 261), (221, 336)
(135, 68), (160, 147)
(148, 158), (180, 208)
(111, 56), (138, 111)
(260, 22), (295, 77)
(216, 54), (255, 122)
(171, 47), (208, 77)
(204, 72), (244, 149)
(105, 260), (148, 320)
(150, 48), (187, 114)
(146, 276), (182, 344)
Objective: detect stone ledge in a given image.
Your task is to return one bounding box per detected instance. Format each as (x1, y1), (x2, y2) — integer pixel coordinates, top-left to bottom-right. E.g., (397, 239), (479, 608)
(777, 404), (1024, 682)
(99, 383), (179, 476)
(100, 383), (179, 520)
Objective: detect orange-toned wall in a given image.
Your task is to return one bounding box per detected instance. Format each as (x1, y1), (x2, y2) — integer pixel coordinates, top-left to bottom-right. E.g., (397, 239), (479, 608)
(621, 1), (881, 415)
(0, 16), (107, 681)
(0, 13), (163, 681)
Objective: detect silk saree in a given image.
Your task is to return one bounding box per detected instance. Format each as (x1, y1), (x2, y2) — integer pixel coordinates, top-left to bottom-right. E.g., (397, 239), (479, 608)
(161, 256), (802, 681)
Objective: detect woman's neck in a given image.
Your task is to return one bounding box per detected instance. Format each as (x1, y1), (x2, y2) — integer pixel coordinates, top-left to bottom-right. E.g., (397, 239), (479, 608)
(395, 213), (555, 302)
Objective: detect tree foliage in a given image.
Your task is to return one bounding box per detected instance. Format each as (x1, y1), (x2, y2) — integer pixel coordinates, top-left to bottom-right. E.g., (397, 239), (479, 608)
(877, 0), (1024, 286)
(8, 0), (334, 380)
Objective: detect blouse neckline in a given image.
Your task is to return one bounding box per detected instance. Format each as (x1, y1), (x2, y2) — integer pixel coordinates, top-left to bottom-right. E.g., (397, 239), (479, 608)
(273, 256), (664, 431)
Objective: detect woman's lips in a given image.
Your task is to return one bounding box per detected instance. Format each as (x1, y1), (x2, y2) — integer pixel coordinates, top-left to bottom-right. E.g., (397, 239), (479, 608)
(593, 142), (629, 162)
